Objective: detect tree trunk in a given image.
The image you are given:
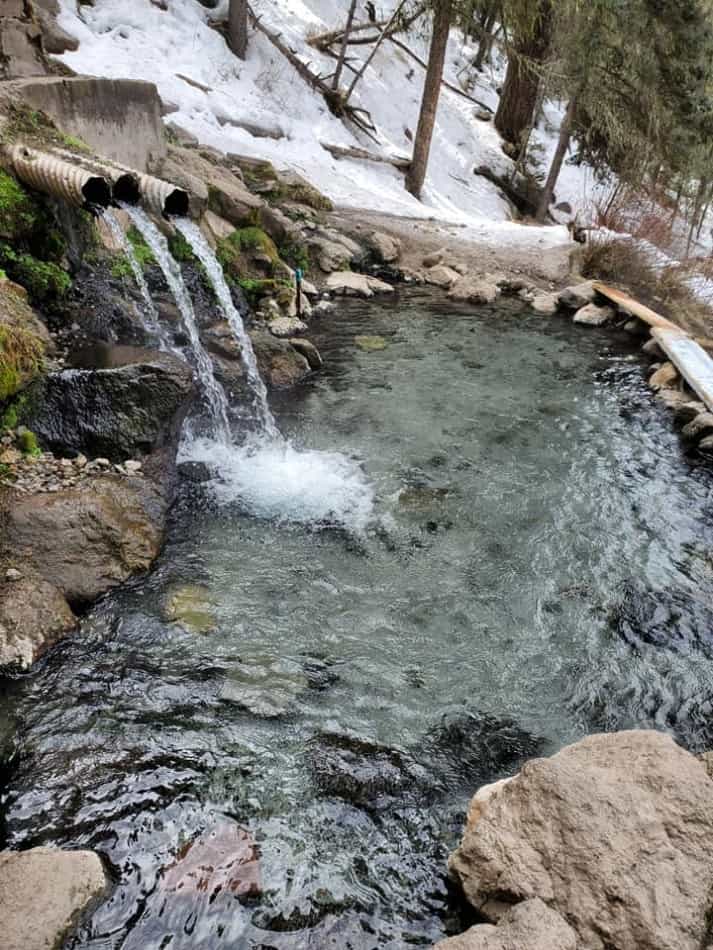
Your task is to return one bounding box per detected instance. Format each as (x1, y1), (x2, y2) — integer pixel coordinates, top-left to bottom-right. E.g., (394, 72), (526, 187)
(494, 0), (552, 148)
(405, 0), (452, 199)
(332, 0), (358, 91)
(535, 94), (577, 223)
(228, 0), (249, 60)
(473, 5), (498, 70)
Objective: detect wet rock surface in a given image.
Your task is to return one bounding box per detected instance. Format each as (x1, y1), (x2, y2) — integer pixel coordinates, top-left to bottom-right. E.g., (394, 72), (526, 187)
(30, 345), (195, 463)
(1, 847), (108, 950)
(435, 898), (576, 950)
(448, 731), (713, 950)
(161, 819), (261, 901)
(608, 580), (713, 655)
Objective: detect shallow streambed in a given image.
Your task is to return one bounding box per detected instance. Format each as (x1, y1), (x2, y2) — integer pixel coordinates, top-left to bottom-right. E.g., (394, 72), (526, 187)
(3, 291), (713, 948)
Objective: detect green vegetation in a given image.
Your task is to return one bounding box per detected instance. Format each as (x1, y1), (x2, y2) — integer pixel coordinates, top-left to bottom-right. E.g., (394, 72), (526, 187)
(168, 230), (196, 263)
(0, 325), (44, 402)
(17, 428), (41, 457)
(216, 226), (283, 304)
(0, 245), (70, 302)
(0, 169), (71, 303)
(238, 277), (278, 306)
(279, 239), (309, 274)
(127, 226), (154, 268)
(0, 269), (6, 281)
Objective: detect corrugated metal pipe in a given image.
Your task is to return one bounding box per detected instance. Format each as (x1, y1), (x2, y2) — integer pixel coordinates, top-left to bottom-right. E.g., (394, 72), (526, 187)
(8, 145), (112, 212)
(44, 147), (143, 207)
(137, 172), (190, 218)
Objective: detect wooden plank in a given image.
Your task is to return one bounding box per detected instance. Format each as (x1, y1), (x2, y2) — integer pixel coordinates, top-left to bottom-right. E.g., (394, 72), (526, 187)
(653, 327), (713, 413)
(592, 281), (678, 331)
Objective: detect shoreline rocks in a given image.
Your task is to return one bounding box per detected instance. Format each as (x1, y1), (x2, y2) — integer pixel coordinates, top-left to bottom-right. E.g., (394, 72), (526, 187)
(447, 730), (713, 950)
(1, 847), (108, 950)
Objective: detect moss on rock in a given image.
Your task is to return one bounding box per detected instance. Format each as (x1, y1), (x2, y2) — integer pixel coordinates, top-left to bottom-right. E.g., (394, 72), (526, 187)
(0, 325), (44, 401)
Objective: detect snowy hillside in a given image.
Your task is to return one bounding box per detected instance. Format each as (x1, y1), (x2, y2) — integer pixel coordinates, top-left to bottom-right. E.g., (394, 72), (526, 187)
(55, 0), (573, 250)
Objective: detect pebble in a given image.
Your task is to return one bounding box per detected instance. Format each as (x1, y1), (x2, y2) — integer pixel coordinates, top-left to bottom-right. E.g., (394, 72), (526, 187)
(5, 568), (22, 582)
(0, 430), (144, 495)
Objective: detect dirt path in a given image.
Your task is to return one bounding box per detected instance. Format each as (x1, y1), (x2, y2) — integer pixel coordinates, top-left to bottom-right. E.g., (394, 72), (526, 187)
(329, 208), (578, 286)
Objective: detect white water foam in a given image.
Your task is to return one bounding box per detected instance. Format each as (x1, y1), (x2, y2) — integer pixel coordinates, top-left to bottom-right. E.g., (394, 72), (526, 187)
(182, 436), (375, 534)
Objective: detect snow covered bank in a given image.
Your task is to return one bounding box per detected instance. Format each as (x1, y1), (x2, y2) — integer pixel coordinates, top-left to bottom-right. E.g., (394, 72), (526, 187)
(55, 0), (570, 251)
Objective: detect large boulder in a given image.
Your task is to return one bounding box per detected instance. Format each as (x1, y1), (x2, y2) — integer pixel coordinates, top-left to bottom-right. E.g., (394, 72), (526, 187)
(325, 272), (394, 298)
(0, 569), (76, 671)
(29, 345), (194, 464)
(448, 275), (500, 305)
(1, 847), (108, 950)
(249, 330), (311, 387)
(1, 474), (167, 605)
(573, 302), (616, 326)
(435, 898), (576, 950)
(448, 730), (713, 950)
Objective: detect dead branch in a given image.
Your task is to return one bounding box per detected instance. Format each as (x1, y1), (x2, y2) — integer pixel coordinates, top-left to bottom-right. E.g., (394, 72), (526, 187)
(388, 36), (493, 114)
(246, 4), (379, 141)
(320, 141), (411, 170)
(332, 0), (358, 92)
(343, 0), (410, 106)
(308, 18), (390, 51)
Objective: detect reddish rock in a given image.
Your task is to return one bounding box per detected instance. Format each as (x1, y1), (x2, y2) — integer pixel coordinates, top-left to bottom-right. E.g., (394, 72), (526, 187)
(162, 820), (261, 900)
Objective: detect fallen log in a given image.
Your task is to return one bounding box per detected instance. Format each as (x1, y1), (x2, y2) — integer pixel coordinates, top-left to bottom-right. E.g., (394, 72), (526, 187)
(320, 141), (411, 170)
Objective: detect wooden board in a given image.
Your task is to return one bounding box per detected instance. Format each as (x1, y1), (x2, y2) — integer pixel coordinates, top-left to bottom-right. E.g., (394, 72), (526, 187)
(592, 282), (678, 331)
(653, 327), (713, 413)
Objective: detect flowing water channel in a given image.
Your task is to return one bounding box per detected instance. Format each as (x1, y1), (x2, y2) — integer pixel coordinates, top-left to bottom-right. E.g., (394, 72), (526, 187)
(3, 292), (713, 948)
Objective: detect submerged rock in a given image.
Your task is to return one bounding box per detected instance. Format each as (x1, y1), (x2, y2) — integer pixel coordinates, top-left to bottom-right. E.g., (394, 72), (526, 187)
(161, 819), (261, 900)
(289, 338), (323, 370)
(0, 570), (76, 671)
(448, 730), (713, 950)
(354, 334), (387, 352)
(1, 847), (108, 950)
(30, 346), (194, 464)
(423, 709), (545, 788)
(220, 654), (308, 718)
(608, 580), (713, 655)
(1, 474), (166, 605)
(163, 583), (217, 634)
(308, 732), (435, 809)
(435, 898), (576, 950)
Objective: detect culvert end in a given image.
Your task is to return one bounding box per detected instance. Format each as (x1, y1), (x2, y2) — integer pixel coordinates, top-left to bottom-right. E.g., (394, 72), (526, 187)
(163, 189), (190, 218)
(113, 173), (141, 205)
(82, 176), (112, 210)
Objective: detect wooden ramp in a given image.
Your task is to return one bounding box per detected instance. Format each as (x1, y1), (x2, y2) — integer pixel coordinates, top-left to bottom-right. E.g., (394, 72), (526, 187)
(592, 282), (713, 413)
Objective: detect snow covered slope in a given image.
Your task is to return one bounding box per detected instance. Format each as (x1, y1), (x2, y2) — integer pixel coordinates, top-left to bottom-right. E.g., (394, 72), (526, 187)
(55, 0), (570, 250)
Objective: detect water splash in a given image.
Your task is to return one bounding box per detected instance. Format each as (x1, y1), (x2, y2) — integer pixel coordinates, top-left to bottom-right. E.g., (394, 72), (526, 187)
(182, 436), (375, 534)
(102, 208), (162, 338)
(124, 205), (232, 443)
(174, 217), (279, 440)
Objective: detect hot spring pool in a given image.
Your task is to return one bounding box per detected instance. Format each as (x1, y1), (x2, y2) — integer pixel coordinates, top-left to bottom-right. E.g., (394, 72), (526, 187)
(3, 291), (713, 948)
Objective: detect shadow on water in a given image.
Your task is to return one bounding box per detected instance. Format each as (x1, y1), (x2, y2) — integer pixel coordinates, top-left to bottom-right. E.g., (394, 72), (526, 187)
(3, 290), (713, 947)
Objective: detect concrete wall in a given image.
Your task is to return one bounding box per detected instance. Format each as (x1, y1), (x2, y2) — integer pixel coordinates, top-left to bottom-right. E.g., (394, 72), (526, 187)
(9, 76), (167, 172)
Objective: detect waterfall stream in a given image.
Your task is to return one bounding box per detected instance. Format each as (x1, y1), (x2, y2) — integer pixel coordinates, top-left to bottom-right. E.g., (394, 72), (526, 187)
(123, 205), (232, 443)
(174, 218), (279, 440)
(103, 208), (162, 339)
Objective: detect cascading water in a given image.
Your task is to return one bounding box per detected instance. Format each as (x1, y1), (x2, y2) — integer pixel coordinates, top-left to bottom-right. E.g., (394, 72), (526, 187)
(174, 217), (279, 440)
(123, 205), (232, 443)
(172, 218), (375, 532)
(103, 208), (163, 339)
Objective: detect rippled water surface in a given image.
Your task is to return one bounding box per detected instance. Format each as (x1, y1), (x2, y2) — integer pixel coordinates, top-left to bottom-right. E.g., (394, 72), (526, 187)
(3, 291), (713, 948)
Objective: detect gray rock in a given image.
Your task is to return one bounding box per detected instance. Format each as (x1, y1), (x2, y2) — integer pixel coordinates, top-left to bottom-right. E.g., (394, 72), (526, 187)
(448, 275), (500, 305)
(558, 280), (597, 309)
(1, 847), (108, 950)
(422, 248), (446, 268)
(449, 730), (713, 950)
(424, 264), (460, 288)
(30, 346), (194, 464)
(530, 292), (559, 315)
(435, 898), (576, 950)
(366, 230), (401, 264)
(289, 338), (323, 370)
(268, 316), (307, 338)
(325, 272), (393, 298)
(642, 337), (665, 360)
(0, 572), (76, 670)
(249, 330), (311, 387)
(573, 302), (616, 326)
(682, 412), (713, 441)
